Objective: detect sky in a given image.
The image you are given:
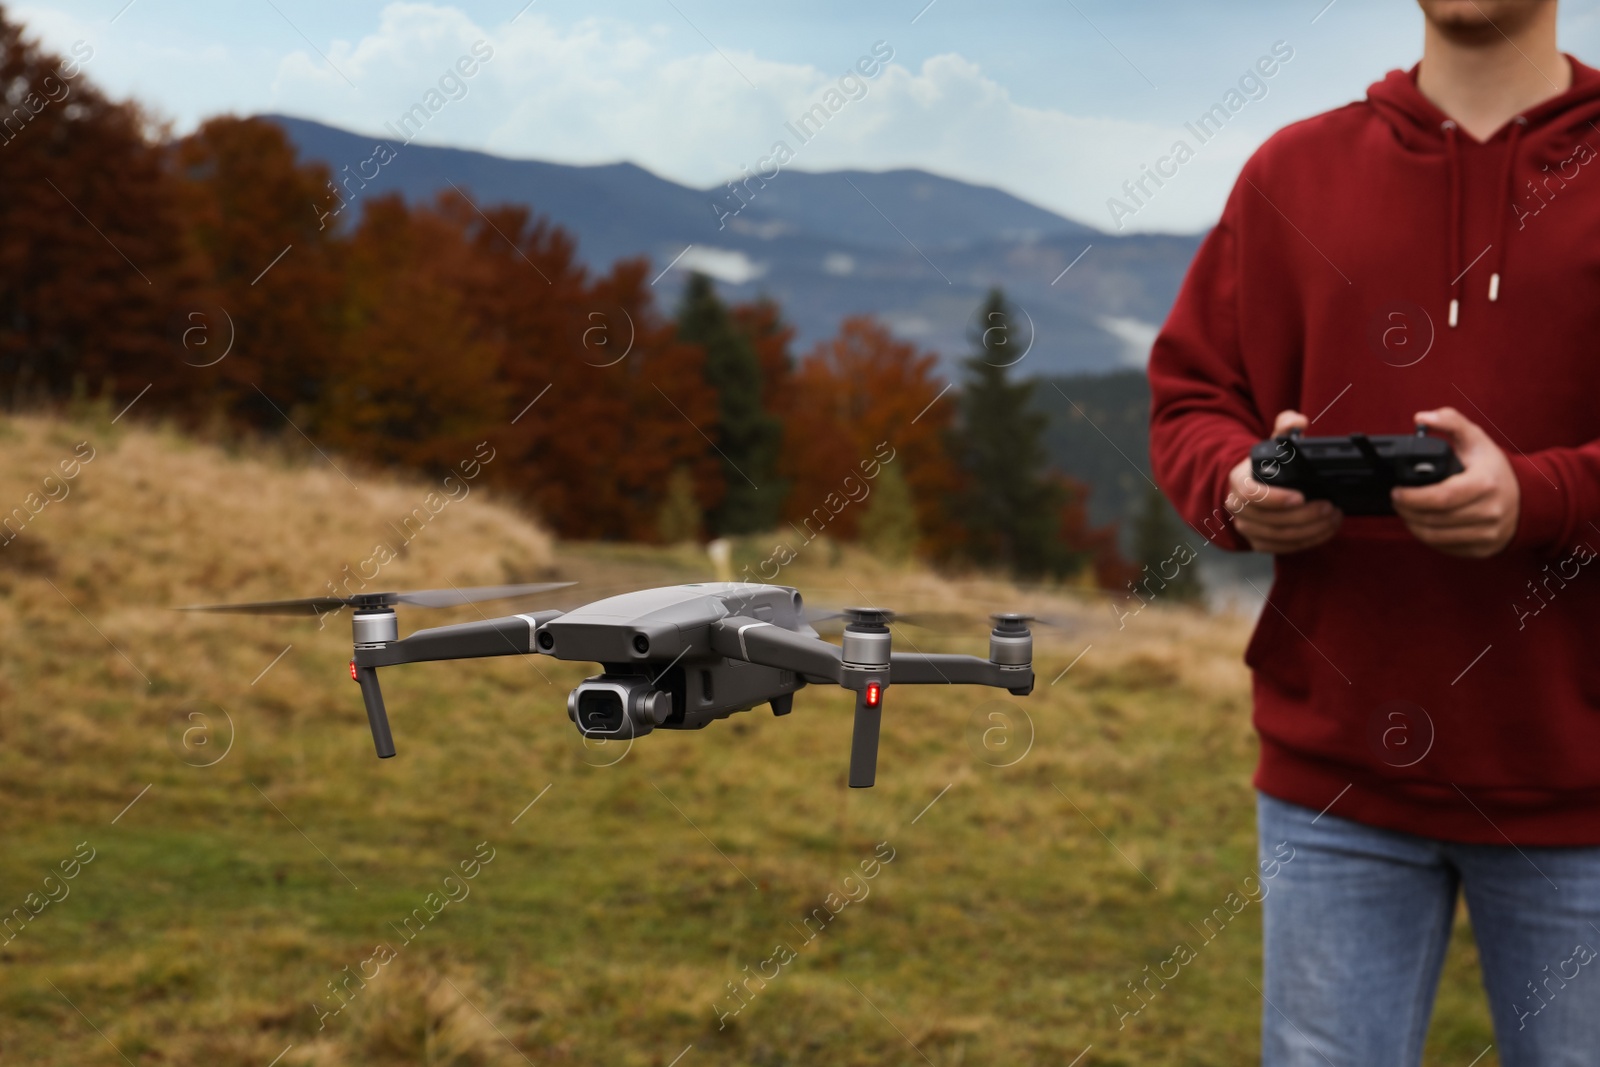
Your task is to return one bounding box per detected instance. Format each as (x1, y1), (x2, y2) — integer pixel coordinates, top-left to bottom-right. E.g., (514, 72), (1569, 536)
(14, 0), (1600, 233)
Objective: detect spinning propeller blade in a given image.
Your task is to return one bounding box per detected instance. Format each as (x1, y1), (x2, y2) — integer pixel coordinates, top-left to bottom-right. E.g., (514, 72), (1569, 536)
(806, 606), (1062, 633)
(175, 580), (575, 616)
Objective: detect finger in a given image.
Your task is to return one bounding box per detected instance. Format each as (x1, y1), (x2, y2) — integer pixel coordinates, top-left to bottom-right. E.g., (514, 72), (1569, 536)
(1392, 477), (1493, 514)
(1229, 458), (1305, 508)
(1413, 406), (1491, 454)
(1238, 506), (1339, 534)
(1231, 482), (1313, 510)
(1406, 524), (1500, 553)
(1398, 503), (1504, 530)
(1239, 513), (1341, 543)
(1271, 409), (1309, 437)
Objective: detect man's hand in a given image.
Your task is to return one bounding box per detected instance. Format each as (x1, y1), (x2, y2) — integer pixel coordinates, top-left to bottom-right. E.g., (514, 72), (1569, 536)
(1391, 407), (1519, 558)
(1226, 410), (1342, 554)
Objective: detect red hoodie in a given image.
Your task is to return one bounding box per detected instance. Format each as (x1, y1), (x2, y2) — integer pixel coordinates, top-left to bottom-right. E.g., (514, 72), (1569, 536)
(1149, 58), (1600, 846)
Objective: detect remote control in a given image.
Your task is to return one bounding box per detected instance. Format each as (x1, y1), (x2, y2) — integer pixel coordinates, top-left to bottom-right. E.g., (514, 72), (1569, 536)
(1249, 426), (1463, 516)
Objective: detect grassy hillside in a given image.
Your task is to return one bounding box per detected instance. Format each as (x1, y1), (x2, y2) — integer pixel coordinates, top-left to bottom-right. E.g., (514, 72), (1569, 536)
(0, 411), (1496, 1065)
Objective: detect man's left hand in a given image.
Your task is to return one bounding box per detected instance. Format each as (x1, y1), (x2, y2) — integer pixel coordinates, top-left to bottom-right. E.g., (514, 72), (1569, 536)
(1391, 407), (1520, 558)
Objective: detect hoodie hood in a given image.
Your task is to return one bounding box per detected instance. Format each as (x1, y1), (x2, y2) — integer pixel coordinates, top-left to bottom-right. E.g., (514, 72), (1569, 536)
(1366, 58), (1600, 326)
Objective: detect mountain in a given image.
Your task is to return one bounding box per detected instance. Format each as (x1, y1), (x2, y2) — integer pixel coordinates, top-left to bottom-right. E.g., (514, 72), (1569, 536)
(267, 114), (1203, 378)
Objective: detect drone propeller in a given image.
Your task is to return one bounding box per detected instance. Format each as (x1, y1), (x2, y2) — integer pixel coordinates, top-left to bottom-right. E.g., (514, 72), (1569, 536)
(805, 606), (970, 631)
(175, 581), (576, 616)
(807, 605), (1072, 635)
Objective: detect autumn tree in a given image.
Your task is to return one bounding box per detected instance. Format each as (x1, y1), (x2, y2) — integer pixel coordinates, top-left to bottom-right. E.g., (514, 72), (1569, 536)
(780, 316), (954, 547)
(169, 116), (345, 426)
(406, 189), (720, 540)
(315, 193), (504, 471)
(1062, 476), (1138, 590)
(0, 13), (197, 408)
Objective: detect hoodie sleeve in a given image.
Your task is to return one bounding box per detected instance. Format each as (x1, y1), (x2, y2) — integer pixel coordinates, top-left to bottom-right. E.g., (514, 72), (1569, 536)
(1148, 186), (1267, 554)
(1508, 450), (1600, 554)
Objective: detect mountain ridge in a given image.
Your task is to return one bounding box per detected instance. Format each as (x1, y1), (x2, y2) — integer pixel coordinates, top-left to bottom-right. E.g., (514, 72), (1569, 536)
(267, 113), (1203, 377)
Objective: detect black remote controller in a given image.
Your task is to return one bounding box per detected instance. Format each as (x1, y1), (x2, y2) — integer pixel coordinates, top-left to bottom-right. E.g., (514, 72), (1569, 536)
(1249, 426), (1463, 516)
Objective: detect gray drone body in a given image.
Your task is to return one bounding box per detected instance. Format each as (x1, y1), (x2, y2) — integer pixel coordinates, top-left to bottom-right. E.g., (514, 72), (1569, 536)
(184, 581), (1036, 788)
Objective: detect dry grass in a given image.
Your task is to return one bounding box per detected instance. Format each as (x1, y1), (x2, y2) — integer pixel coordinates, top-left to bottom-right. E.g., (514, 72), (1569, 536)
(0, 411), (1496, 1065)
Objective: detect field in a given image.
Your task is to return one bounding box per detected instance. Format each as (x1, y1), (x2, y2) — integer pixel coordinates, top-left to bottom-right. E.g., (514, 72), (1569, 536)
(0, 411), (1498, 1065)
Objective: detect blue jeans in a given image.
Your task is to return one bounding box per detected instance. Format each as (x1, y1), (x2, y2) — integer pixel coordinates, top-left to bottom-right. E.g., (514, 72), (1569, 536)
(1257, 792), (1600, 1066)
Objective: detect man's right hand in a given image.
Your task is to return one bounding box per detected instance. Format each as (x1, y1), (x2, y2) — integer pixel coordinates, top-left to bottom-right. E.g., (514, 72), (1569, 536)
(1225, 410), (1342, 554)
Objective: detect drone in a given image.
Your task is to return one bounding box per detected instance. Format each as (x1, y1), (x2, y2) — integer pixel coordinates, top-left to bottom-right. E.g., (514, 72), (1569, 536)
(180, 581), (1036, 787)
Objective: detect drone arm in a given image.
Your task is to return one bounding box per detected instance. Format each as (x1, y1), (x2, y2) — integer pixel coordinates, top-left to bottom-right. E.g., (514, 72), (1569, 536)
(890, 652), (1034, 694)
(354, 610), (563, 668)
(710, 617), (844, 684)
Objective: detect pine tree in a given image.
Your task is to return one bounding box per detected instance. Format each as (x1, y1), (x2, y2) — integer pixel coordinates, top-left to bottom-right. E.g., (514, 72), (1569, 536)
(676, 273), (784, 535)
(947, 290), (1073, 577)
(1131, 484), (1204, 603)
(860, 461), (919, 562)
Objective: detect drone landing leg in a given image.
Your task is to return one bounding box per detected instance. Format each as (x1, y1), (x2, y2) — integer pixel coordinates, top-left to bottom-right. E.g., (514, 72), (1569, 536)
(848, 688), (882, 788)
(354, 665), (397, 759)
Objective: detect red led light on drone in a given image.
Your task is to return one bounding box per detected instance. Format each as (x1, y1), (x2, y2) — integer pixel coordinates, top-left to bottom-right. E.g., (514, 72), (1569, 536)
(350, 660), (359, 681)
(866, 682), (881, 707)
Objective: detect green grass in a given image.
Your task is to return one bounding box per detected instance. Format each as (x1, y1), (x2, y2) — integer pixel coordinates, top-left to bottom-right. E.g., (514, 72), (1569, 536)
(0, 414), (1498, 1065)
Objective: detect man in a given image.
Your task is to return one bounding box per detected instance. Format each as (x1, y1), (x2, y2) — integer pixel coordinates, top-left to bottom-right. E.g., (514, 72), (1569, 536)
(1149, 2), (1600, 1064)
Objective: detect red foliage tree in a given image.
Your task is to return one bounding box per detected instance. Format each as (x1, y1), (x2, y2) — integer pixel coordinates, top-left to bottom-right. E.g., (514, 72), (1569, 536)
(778, 316), (955, 547)
(0, 15), (197, 407)
(316, 193), (504, 471)
(1055, 474), (1137, 590)
(435, 191), (720, 540)
(168, 116), (345, 425)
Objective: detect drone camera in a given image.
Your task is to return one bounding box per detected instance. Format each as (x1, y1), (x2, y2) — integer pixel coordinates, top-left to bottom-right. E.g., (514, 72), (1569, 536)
(567, 676), (673, 739)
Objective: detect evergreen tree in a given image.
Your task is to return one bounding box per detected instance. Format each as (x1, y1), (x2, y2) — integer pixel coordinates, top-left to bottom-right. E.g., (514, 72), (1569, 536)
(947, 289), (1073, 577)
(860, 462), (919, 562)
(1131, 484), (1204, 603)
(676, 273), (785, 535)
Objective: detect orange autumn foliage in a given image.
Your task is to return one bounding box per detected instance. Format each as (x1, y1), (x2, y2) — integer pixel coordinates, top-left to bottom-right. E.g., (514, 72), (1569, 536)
(778, 317), (955, 550)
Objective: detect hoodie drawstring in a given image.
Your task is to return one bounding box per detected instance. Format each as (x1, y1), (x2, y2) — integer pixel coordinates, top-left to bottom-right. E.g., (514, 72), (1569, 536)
(1443, 120), (1462, 327)
(1488, 115), (1528, 303)
(1443, 115), (1527, 328)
